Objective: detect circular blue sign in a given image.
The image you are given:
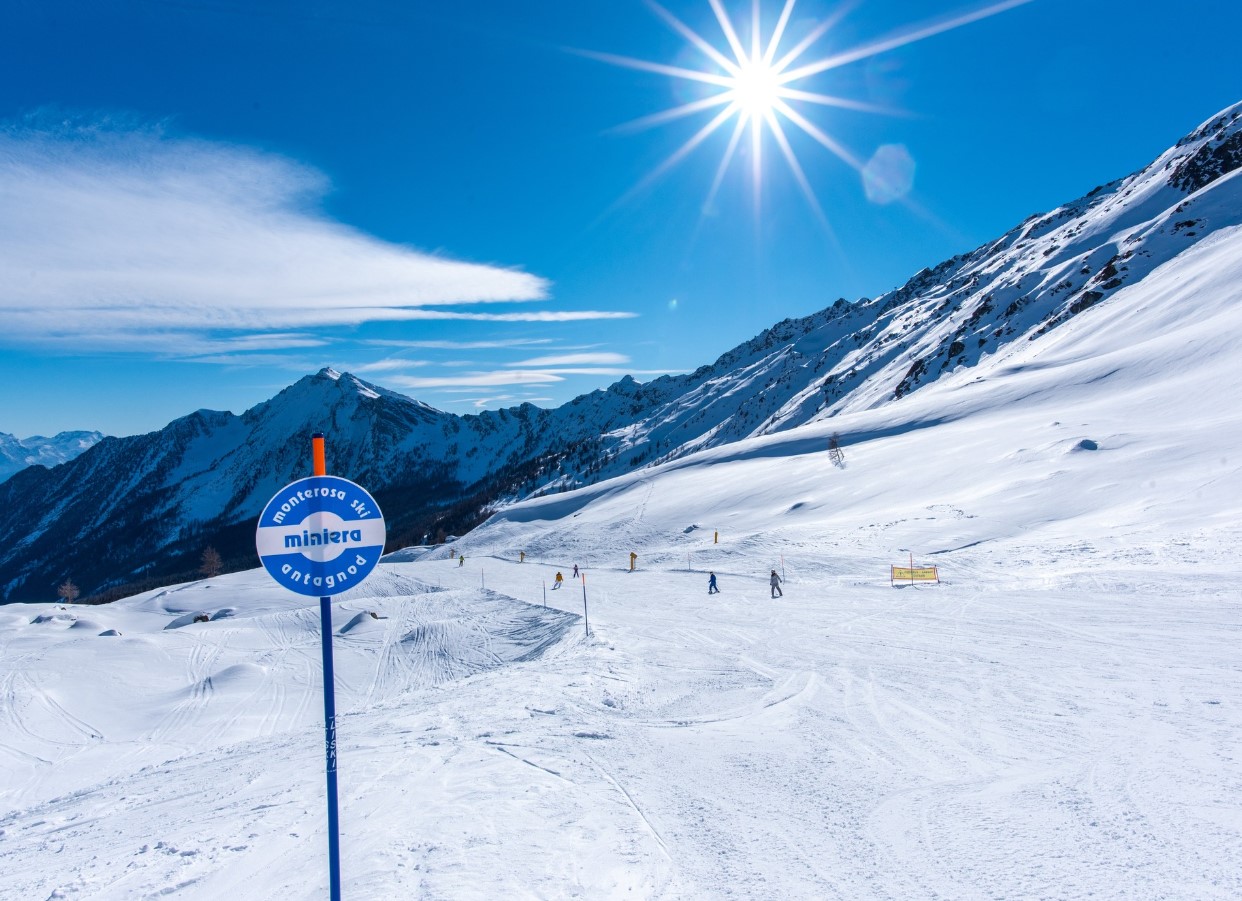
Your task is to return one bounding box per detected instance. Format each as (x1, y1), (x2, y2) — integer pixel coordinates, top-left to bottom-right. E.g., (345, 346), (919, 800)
(255, 476), (386, 597)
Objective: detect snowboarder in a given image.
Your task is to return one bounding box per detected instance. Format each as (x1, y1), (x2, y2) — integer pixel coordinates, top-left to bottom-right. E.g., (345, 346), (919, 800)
(770, 569), (783, 598)
(708, 572), (719, 594)
(572, 564), (579, 578)
(553, 571), (564, 589)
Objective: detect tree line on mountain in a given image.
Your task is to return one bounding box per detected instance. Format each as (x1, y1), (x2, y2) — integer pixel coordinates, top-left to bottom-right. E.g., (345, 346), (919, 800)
(60, 436), (591, 604)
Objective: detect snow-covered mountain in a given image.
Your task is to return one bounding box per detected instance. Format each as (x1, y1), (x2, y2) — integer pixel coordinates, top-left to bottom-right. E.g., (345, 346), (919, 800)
(0, 429), (103, 482)
(577, 102), (1242, 464)
(1, 102), (1239, 604)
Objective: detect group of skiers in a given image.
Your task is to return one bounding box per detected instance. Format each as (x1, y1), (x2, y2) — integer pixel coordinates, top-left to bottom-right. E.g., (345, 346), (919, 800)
(551, 563), (581, 589)
(453, 548), (785, 597)
(706, 569), (782, 597)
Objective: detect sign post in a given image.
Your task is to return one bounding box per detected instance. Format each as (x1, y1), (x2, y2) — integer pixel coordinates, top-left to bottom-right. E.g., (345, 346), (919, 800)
(255, 433), (386, 901)
(581, 572), (590, 638)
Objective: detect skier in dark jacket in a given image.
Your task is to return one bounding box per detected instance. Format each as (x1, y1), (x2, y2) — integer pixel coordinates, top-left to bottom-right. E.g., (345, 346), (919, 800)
(770, 570), (782, 598)
(708, 572), (719, 594)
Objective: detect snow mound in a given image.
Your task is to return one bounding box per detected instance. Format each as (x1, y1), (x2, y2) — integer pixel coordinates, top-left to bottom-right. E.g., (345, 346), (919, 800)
(381, 545), (436, 563)
(30, 613), (76, 626)
(339, 610), (384, 635)
(205, 663), (267, 691)
(162, 612), (214, 630)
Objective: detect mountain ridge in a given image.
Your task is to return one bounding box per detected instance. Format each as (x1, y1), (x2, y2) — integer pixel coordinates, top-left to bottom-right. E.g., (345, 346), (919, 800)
(0, 429), (104, 483)
(2, 101), (1239, 603)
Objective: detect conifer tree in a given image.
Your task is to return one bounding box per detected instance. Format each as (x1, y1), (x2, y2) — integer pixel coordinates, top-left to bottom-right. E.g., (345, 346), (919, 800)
(57, 578), (80, 604)
(200, 546), (223, 578)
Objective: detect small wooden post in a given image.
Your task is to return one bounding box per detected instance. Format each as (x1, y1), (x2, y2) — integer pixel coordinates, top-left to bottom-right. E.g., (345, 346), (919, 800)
(581, 573), (590, 638)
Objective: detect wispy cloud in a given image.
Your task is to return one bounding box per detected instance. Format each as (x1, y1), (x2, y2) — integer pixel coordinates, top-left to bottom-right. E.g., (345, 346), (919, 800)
(351, 359), (430, 373)
(533, 368), (676, 376)
(0, 116), (556, 350)
(509, 352), (630, 366)
(380, 310), (638, 322)
(388, 371), (567, 388)
(364, 338), (555, 350)
(386, 365), (675, 391)
(466, 393), (550, 408)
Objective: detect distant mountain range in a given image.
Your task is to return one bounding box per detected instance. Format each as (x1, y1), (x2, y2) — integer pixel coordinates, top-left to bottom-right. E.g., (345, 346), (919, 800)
(0, 430), (103, 483)
(2, 102), (1238, 604)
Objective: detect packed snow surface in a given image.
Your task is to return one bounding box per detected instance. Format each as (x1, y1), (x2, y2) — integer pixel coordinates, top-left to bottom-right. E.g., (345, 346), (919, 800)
(2, 229), (1242, 898)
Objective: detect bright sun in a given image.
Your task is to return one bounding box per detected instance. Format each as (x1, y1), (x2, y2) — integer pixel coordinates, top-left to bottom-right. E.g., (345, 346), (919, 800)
(584, 0), (1034, 219)
(732, 60), (782, 118)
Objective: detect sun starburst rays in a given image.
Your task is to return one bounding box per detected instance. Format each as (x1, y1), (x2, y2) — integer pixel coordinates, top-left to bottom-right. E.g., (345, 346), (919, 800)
(588, 0), (1036, 222)
(595, 0), (875, 218)
(621, 0), (873, 216)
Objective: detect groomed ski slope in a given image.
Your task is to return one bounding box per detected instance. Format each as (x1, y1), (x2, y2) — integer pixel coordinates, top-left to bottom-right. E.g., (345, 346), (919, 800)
(2, 228), (1241, 899)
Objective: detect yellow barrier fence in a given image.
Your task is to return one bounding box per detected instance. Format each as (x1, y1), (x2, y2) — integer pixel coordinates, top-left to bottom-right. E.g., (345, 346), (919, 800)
(891, 565), (939, 586)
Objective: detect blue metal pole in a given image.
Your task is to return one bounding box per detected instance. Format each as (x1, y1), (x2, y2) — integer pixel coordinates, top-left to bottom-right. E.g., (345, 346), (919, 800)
(311, 432), (341, 900)
(319, 594), (341, 901)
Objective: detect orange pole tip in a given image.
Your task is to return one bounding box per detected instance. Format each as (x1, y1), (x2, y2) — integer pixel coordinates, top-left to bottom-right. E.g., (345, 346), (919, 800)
(312, 433), (326, 476)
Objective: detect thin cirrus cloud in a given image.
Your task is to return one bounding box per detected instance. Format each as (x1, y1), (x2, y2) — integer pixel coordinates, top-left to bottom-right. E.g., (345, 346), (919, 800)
(388, 371), (569, 389)
(509, 352), (630, 367)
(388, 366), (676, 391)
(351, 359), (431, 373)
(0, 116), (629, 354)
(364, 338), (555, 350)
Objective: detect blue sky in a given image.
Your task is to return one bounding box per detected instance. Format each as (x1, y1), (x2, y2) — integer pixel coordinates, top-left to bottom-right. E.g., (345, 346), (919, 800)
(2, 0), (1239, 438)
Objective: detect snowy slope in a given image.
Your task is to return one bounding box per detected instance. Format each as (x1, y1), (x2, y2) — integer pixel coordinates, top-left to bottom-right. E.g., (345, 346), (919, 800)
(1, 210), (1241, 898)
(5, 105), (1240, 605)
(0, 429), (103, 483)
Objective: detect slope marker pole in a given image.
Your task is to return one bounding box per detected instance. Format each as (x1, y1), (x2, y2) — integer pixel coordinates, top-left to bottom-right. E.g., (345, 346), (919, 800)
(312, 432), (342, 901)
(581, 573), (590, 639)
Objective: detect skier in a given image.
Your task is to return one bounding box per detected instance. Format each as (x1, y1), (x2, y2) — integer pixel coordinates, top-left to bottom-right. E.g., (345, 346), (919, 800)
(554, 571), (564, 590)
(708, 572), (719, 594)
(770, 569), (783, 598)
(572, 564), (579, 578)
(519, 551), (525, 563)
(459, 555), (465, 568)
